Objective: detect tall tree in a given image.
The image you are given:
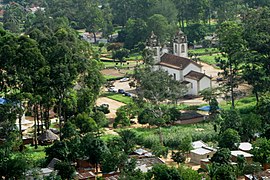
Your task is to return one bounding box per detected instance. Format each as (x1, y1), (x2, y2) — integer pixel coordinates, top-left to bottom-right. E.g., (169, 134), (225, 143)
(216, 21), (246, 108)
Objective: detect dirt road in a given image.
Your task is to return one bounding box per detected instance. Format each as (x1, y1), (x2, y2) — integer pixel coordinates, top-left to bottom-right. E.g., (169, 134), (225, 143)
(96, 97), (125, 119)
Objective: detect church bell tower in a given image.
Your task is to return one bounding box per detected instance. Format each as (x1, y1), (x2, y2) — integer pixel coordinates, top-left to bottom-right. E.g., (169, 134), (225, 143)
(173, 30), (188, 58)
(146, 31), (161, 64)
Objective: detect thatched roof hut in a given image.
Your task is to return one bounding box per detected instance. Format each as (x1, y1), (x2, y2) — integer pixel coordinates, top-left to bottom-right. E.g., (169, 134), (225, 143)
(38, 129), (59, 144)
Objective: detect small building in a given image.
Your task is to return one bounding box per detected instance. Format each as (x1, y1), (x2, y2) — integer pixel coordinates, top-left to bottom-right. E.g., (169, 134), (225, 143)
(38, 129), (59, 145)
(135, 157), (165, 173)
(192, 140), (208, 149)
(131, 148), (154, 158)
(76, 159), (95, 173)
(238, 142), (252, 152)
(190, 147), (216, 164)
(231, 150), (253, 164)
(76, 171), (96, 180)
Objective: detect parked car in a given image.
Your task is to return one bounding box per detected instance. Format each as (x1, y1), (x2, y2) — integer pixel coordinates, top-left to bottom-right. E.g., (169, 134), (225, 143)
(124, 92), (132, 97)
(120, 77), (129, 82)
(108, 87), (117, 93)
(118, 89), (125, 94)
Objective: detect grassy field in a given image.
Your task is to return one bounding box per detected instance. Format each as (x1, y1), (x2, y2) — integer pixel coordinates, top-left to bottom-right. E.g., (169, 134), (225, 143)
(189, 48), (219, 55)
(24, 145), (46, 162)
(103, 92), (133, 104)
(199, 55), (217, 65)
(102, 61), (138, 69)
(132, 122), (217, 149)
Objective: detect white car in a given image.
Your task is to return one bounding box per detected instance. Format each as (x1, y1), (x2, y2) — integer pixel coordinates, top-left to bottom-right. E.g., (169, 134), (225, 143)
(108, 87), (117, 93)
(120, 77), (129, 82)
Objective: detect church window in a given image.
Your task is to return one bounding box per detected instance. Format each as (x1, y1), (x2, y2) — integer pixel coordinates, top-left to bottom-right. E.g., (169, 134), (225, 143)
(173, 73), (176, 80)
(174, 44), (177, 54)
(181, 44), (185, 53)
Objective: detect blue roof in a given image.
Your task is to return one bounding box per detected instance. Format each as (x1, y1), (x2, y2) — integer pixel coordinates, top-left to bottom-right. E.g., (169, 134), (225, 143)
(0, 98), (8, 105)
(197, 106), (220, 111)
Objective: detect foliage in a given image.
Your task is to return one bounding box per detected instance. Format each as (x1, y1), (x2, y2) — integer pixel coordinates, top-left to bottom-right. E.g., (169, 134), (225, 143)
(91, 110), (109, 128)
(118, 129), (137, 154)
(112, 48), (130, 63)
(218, 128), (241, 150)
(171, 151), (186, 165)
(134, 68), (187, 104)
(123, 18), (148, 50)
(113, 106), (130, 128)
(219, 109), (242, 133)
(216, 21), (246, 108)
(148, 164), (202, 180)
(257, 93), (270, 125)
(45, 141), (69, 162)
(251, 138), (270, 165)
(54, 161), (76, 180)
(74, 113), (98, 134)
(81, 133), (107, 171)
(61, 121), (78, 140)
(211, 148), (231, 164)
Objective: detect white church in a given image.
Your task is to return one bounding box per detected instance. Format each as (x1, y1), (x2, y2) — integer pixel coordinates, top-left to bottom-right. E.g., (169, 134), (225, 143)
(146, 30), (212, 96)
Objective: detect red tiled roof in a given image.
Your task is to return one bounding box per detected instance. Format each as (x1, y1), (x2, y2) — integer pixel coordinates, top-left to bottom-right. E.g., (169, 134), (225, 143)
(157, 53), (202, 70)
(184, 70), (210, 81)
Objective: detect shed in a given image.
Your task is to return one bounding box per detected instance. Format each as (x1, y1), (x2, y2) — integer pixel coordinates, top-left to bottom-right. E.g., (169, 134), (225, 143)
(231, 150), (253, 163)
(76, 171), (96, 180)
(238, 142), (252, 152)
(192, 140), (208, 149)
(190, 147), (216, 164)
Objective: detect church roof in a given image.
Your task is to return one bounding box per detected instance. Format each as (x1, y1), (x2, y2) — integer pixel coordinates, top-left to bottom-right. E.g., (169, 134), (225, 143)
(158, 53), (202, 70)
(184, 70), (210, 81)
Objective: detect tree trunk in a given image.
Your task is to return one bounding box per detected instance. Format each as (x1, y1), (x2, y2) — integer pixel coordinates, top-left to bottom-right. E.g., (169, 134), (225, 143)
(58, 96), (63, 141)
(229, 63), (235, 109)
(40, 104), (43, 133)
(255, 91), (259, 104)
(158, 126), (163, 146)
(37, 105), (40, 135)
(34, 105), (38, 149)
(93, 32), (97, 43)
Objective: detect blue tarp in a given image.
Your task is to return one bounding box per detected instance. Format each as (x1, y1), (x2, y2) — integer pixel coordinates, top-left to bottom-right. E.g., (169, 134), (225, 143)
(197, 105), (220, 111)
(0, 98), (8, 105)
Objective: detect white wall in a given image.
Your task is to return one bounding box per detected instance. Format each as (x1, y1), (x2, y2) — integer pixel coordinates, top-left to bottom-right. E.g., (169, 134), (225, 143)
(199, 77), (211, 92)
(159, 66), (182, 81)
(183, 63), (201, 76)
(184, 78), (198, 95)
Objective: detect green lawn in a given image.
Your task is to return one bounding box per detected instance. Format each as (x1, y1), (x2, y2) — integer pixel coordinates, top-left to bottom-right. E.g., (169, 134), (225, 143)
(104, 74), (124, 81)
(24, 145), (47, 162)
(103, 92), (133, 104)
(102, 61), (138, 69)
(220, 96), (256, 114)
(189, 48), (219, 55)
(199, 55), (217, 65)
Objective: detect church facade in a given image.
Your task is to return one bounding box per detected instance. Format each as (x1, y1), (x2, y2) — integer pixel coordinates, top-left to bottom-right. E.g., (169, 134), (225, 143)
(146, 31), (212, 96)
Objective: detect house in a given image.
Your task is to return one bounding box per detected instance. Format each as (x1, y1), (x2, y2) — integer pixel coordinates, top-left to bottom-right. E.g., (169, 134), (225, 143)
(25, 158), (60, 180)
(135, 157), (165, 173)
(146, 31), (212, 95)
(231, 150), (253, 164)
(190, 146), (216, 164)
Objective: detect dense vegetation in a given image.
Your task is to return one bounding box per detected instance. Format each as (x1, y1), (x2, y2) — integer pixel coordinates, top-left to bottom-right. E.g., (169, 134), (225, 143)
(1, 0), (270, 179)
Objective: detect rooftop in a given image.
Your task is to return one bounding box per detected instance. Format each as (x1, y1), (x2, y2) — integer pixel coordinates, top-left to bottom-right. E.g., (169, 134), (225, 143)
(184, 70), (211, 81)
(231, 150), (253, 158)
(158, 53), (202, 70)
